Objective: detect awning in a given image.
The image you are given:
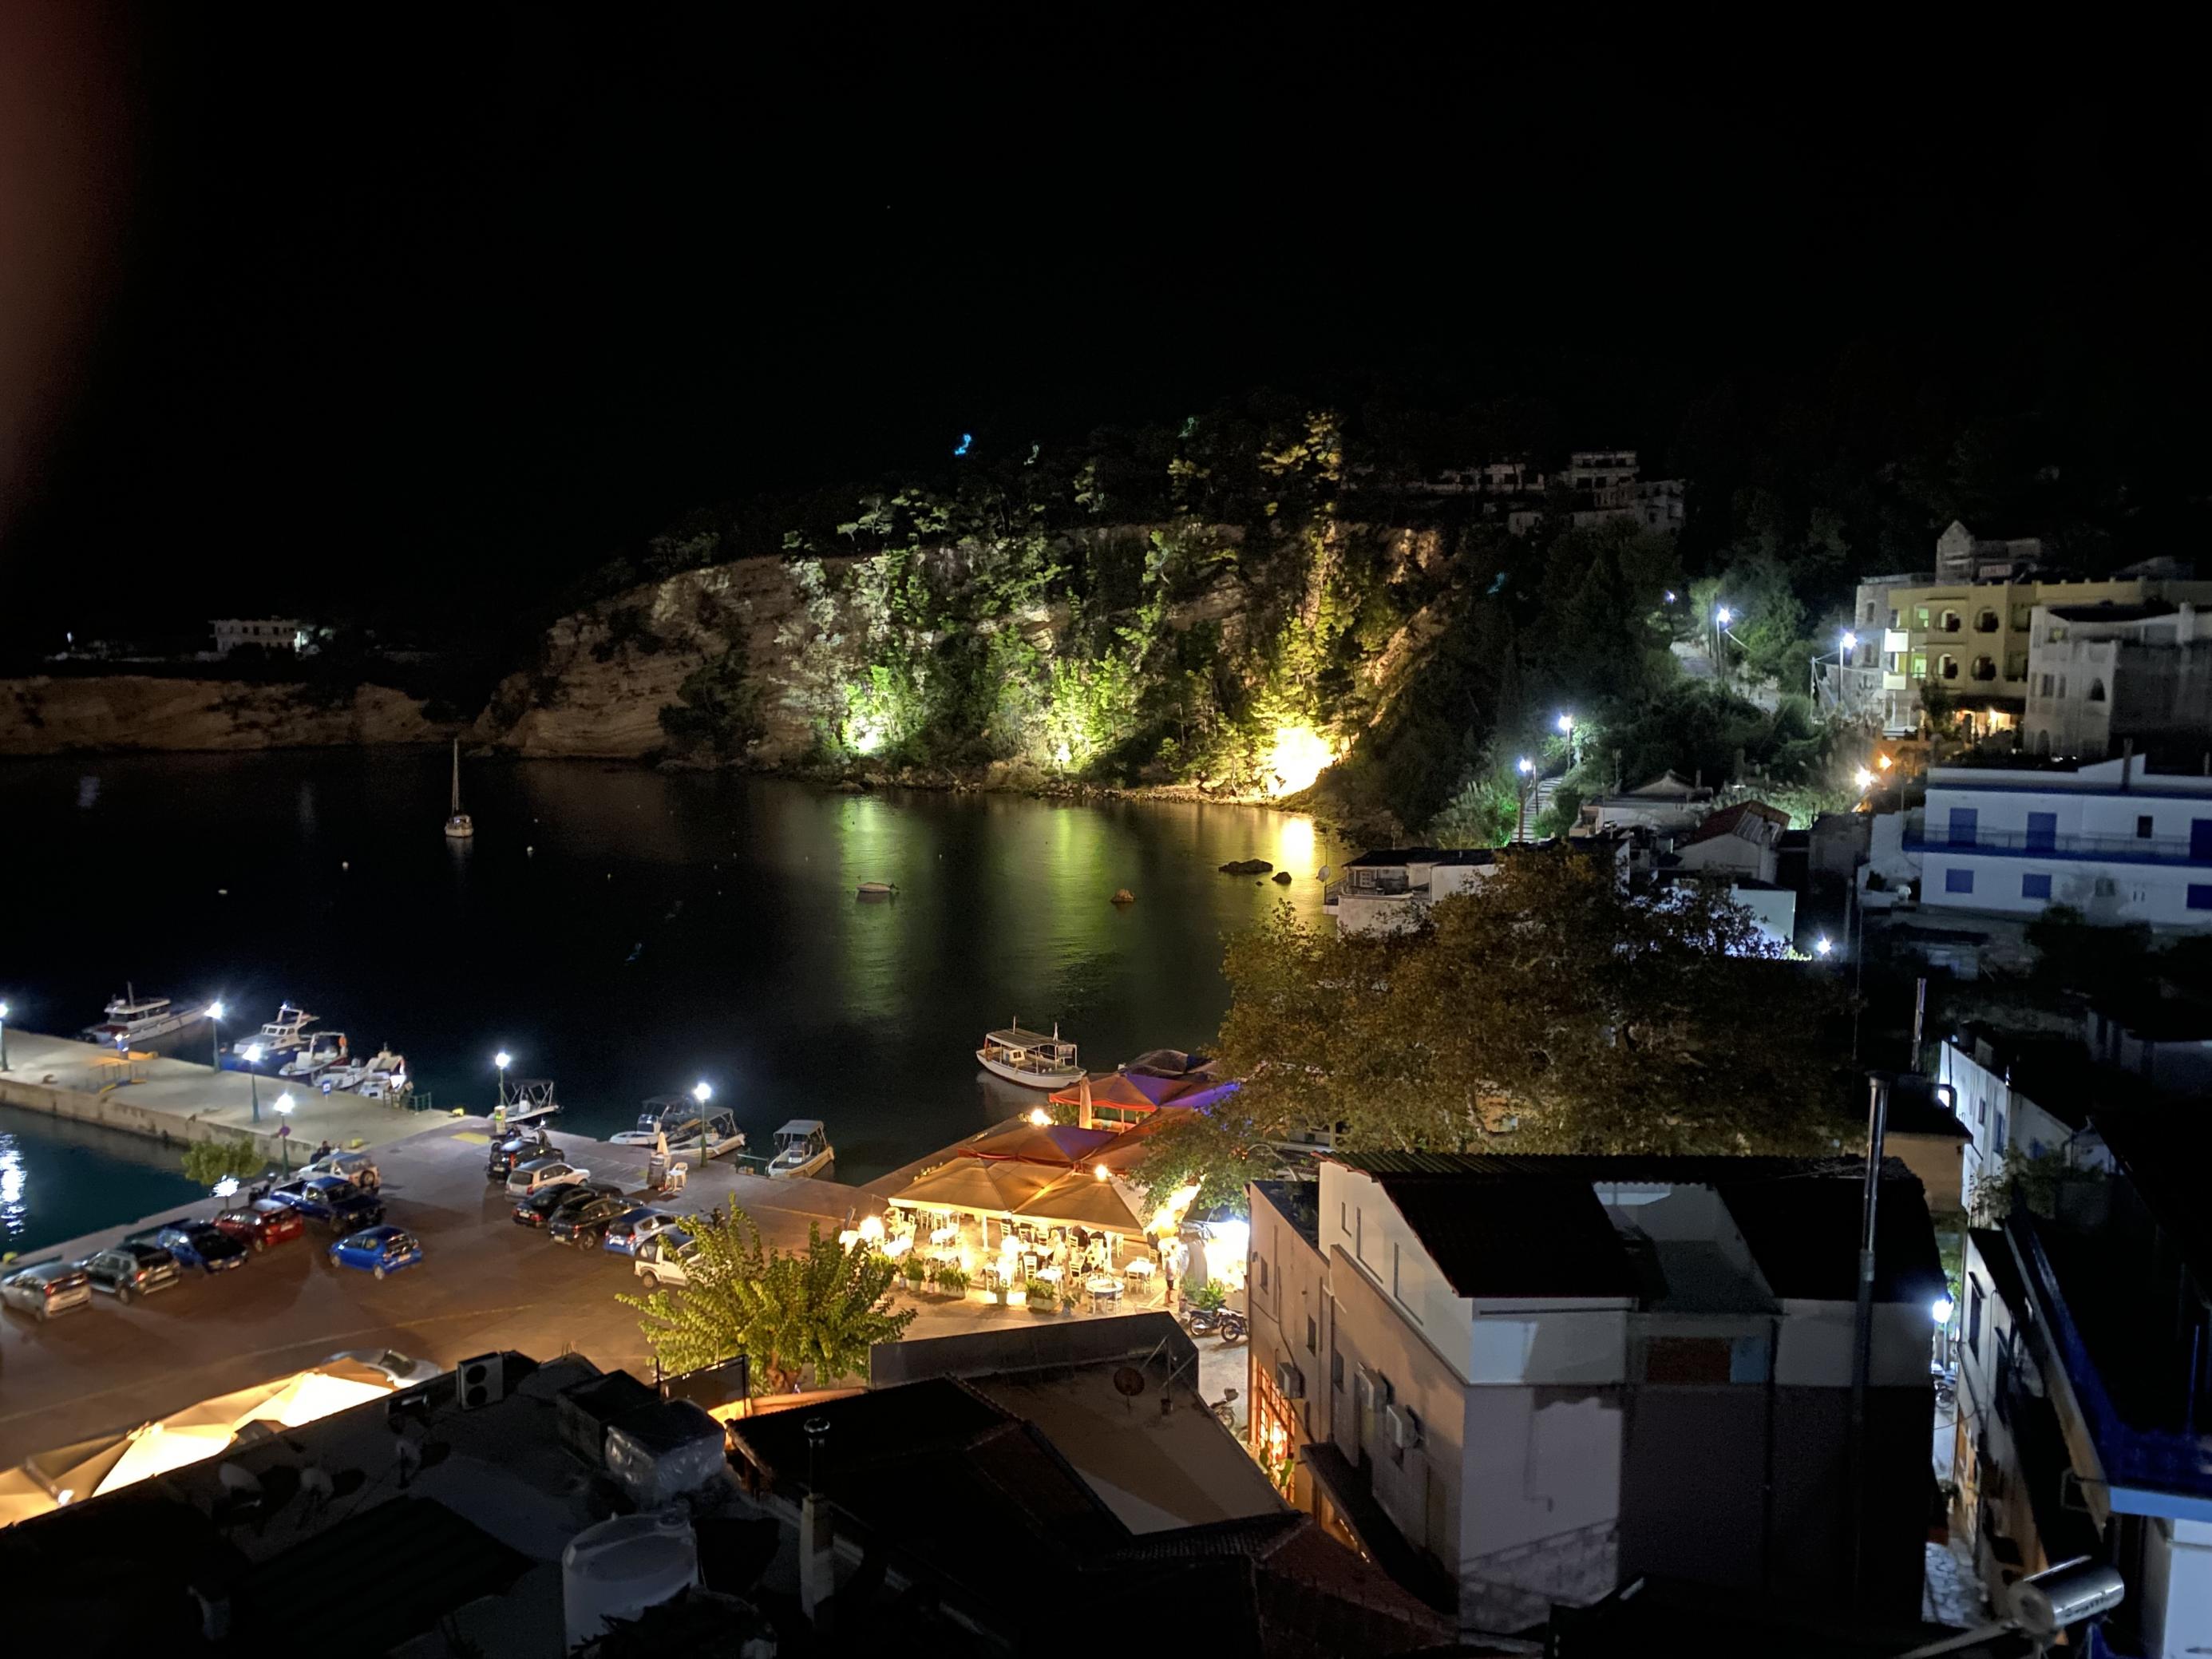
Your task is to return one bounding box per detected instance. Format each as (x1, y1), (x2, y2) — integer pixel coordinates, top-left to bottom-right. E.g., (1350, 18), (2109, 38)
(1011, 1171), (1147, 1233)
(966, 1121), (1118, 1166)
(890, 1158), (1061, 1217)
(1090, 1107), (1197, 1173)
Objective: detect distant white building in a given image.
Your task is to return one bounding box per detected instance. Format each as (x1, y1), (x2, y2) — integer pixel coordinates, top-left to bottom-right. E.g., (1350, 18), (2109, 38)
(1326, 847), (1500, 936)
(1507, 450), (1685, 537)
(212, 618), (311, 657)
(2024, 600), (2212, 760)
(1574, 771), (1715, 838)
(1908, 755), (2212, 929)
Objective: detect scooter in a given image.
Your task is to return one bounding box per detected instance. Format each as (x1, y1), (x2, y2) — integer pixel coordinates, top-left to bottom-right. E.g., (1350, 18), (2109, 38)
(1215, 1309), (1248, 1345)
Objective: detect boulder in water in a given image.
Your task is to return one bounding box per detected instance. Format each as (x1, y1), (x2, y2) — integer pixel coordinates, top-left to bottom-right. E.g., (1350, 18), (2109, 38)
(1217, 857), (1274, 875)
(1110, 888), (1137, 905)
(1272, 870), (1293, 885)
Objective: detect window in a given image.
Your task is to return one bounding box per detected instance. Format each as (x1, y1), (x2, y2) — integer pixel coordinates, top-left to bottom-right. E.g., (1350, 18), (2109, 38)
(1941, 609), (1962, 633)
(2088, 679), (2107, 703)
(1339, 1202), (1347, 1236)
(2190, 885), (2212, 911)
(2094, 877), (2116, 897)
(1391, 1241), (1400, 1300)
(1258, 1257), (1268, 1293)
(1331, 1350), (1343, 1390)
(1307, 1315), (1317, 1354)
(2139, 815), (2155, 839)
(1976, 609), (2000, 632)
(2023, 873), (2052, 900)
(2012, 607), (2032, 630)
(1354, 1206), (1363, 1263)
(1889, 608), (1901, 628)
(1968, 1281), (1984, 1360)
(1914, 605), (1932, 629)
(2048, 624), (2069, 643)
(1972, 656), (1996, 681)
(1939, 655), (1960, 681)
(1994, 1109), (2007, 1151)
(1886, 651), (1903, 674)
(2007, 656), (2027, 680)
(1946, 868), (1976, 894)
(1910, 653), (1928, 678)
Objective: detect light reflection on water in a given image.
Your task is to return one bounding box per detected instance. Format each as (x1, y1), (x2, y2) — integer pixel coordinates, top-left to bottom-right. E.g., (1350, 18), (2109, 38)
(0, 754), (1349, 1230)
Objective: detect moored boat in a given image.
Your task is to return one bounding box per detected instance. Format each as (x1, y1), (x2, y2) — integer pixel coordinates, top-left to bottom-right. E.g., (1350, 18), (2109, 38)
(445, 738), (473, 841)
(766, 1119), (833, 1179)
(976, 1022), (1081, 1090)
(80, 988), (204, 1046)
(857, 880), (896, 898)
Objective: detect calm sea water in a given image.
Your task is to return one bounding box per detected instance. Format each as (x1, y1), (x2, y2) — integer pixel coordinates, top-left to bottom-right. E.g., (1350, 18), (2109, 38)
(0, 752), (1339, 1250)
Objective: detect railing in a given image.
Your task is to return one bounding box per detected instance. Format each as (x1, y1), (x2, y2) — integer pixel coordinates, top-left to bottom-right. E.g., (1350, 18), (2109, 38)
(1904, 811), (2210, 866)
(2017, 1225), (2212, 1497)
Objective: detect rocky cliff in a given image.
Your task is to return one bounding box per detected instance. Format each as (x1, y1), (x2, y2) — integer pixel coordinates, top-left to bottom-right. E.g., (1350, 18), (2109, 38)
(0, 675), (456, 754)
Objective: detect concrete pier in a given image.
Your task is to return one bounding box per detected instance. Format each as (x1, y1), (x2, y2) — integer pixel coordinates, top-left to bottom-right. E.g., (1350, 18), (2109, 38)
(0, 1027), (451, 1162)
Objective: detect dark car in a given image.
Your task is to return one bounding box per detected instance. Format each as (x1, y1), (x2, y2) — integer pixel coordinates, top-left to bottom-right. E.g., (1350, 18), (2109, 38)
(152, 1222), (250, 1275)
(271, 1176), (385, 1231)
(486, 1130), (554, 1181)
(547, 1194), (630, 1247)
(513, 1181), (618, 1229)
(212, 1198), (307, 1252)
(78, 1241), (182, 1304)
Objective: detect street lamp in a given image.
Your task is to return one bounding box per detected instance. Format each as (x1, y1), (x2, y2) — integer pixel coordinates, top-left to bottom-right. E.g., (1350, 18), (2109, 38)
(1854, 767), (1876, 791)
(1811, 629), (1863, 706)
(1555, 711), (1573, 735)
(1815, 936), (1834, 957)
(495, 1050), (512, 1106)
(275, 1091), (295, 1170)
(1515, 757), (1536, 844)
(0, 1000), (10, 1073)
(242, 1042), (264, 1122)
(691, 1080), (713, 1106)
(207, 1000), (226, 1071)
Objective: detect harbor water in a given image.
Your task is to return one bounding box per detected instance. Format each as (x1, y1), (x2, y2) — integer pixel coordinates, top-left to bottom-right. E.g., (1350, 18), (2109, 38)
(0, 751), (1341, 1252)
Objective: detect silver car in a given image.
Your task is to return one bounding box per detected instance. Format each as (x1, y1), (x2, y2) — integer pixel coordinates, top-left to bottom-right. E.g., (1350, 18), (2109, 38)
(2, 1261), (94, 1320)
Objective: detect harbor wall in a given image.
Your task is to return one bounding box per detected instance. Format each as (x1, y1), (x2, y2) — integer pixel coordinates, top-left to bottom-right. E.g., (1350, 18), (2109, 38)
(0, 1072), (287, 1154)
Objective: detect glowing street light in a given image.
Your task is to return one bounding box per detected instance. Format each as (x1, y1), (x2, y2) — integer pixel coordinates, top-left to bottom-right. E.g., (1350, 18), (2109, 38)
(275, 1091), (296, 1171)
(691, 1080), (713, 1106)
(207, 1000), (226, 1071)
(1555, 712), (1574, 734)
(0, 999), (10, 1072)
(242, 1042), (265, 1121)
(1854, 767), (1876, 790)
(1715, 606), (1732, 627)
(494, 1049), (512, 1106)
(1931, 1294), (1956, 1327)
(1814, 936), (1834, 957)
(1841, 631), (1858, 652)
(1516, 756), (1534, 776)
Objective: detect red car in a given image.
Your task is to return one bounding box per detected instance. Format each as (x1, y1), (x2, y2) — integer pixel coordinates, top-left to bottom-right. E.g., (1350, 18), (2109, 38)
(212, 1199), (307, 1253)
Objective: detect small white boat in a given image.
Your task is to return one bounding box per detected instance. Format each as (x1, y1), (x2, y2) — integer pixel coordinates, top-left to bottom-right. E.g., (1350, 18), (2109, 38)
(249, 1002), (319, 1055)
(767, 1119), (833, 1180)
(279, 1031), (350, 1079)
(611, 1095), (711, 1147)
(81, 988), (204, 1046)
(445, 738), (473, 841)
(976, 1022), (1082, 1090)
(856, 880), (896, 898)
(502, 1077), (564, 1130)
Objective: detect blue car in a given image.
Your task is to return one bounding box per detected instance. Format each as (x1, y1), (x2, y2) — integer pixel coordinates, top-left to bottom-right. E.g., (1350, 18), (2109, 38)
(152, 1222), (250, 1275)
(600, 1206), (681, 1257)
(273, 1175), (385, 1231)
(327, 1225), (422, 1279)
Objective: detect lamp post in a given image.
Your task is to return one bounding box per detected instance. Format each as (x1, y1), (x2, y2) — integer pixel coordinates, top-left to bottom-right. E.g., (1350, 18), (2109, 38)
(275, 1091), (295, 1171)
(1555, 711), (1578, 770)
(1809, 630), (1860, 707)
(0, 1000), (10, 1073)
(1712, 605), (1733, 685)
(207, 1000), (226, 1071)
(692, 1080), (713, 1107)
(495, 1050), (512, 1107)
(1514, 756), (1535, 844)
(242, 1043), (264, 1122)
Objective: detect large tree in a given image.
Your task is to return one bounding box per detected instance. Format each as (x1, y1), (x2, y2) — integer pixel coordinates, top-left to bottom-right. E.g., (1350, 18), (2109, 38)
(620, 1209), (915, 1392)
(1217, 853), (1856, 1155)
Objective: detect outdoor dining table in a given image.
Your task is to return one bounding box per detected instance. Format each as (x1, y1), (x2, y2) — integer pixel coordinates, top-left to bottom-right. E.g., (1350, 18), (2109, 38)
(1035, 1265), (1064, 1283)
(1085, 1275), (1123, 1310)
(1124, 1258), (1155, 1279)
(929, 1225), (959, 1245)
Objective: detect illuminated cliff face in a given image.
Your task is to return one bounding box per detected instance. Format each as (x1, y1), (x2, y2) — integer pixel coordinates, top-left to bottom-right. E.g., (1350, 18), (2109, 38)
(1262, 725), (1336, 797)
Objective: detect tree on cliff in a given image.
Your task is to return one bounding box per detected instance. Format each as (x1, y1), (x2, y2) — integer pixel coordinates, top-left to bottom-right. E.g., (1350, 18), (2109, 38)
(1215, 853), (1856, 1155)
(619, 1209), (914, 1392)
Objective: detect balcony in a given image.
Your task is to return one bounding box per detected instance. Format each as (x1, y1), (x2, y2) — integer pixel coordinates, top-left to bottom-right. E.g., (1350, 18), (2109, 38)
(1903, 811), (2210, 867)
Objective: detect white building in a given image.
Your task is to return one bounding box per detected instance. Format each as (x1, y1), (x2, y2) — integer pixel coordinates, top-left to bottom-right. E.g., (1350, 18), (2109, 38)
(1507, 450), (1687, 537)
(1937, 1027), (2113, 1202)
(1251, 1153), (1944, 1634)
(1909, 755), (2212, 929)
(2024, 601), (2212, 761)
(211, 617), (311, 657)
(1573, 770), (1715, 838)
(1325, 847), (1500, 936)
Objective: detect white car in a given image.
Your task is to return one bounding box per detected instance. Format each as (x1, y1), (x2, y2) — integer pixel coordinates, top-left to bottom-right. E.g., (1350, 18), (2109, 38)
(303, 1150), (381, 1190)
(632, 1230), (698, 1290)
(506, 1157), (590, 1198)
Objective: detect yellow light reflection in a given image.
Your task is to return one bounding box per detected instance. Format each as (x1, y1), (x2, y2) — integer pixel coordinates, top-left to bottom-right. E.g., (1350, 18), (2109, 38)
(1263, 727), (1336, 797)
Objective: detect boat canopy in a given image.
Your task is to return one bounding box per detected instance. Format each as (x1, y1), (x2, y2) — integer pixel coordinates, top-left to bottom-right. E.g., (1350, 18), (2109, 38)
(984, 1027), (1072, 1053)
(774, 1119), (825, 1139)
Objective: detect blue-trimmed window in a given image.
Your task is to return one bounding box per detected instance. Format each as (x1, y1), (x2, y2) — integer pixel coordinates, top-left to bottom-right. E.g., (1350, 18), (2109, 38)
(2022, 873), (2052, 900)
(1945, 868), (1975, 895)
(2190, 885), (2212, 911)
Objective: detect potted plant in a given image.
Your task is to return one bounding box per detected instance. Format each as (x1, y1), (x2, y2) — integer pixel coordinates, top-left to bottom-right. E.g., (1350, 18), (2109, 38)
(902, 1256), (927, 1292)
(931, 1262), (970, 1298)
(1026, 1277), (1059, 1314)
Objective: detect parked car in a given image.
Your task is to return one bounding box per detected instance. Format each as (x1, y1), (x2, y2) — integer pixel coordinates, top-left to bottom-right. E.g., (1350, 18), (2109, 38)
(152, 1221), (250, 1275)
(212, 1198), (307, 1252)
(2, 1261), (93, 1320)
(548, 1194), (631, 1248)
(600, 1206), (682, 1257)
(78, 1241), (182, 1304)
(513, 1181), (619, 1229)
(505, 1157), (590, 1198)
(485, 1130), (554, 1181)
(632, 1229), (698, 1289)
(271, 1175), (385, 1231)
(327, 1348), (444, 1387)
(327, 1225), (423, 1279)
(302, 1150), (381, 1191)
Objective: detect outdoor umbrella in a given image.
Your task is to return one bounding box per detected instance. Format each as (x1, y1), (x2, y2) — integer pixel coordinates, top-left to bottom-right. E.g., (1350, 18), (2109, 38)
(892, 1157), (1059, 1217)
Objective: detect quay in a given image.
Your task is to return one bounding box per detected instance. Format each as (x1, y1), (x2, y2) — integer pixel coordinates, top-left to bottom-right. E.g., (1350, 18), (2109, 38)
(0, 1027), (447, 1162)
(0, 1114), (1197, 1469)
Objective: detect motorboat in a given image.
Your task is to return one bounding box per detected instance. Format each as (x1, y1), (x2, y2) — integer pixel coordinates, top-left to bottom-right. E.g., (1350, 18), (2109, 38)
(683, 1110), (746, 1160)
(80, 988), (204, 1046)
(976, 1023), (1082, 1090)
(501, 1078), (563, 1130)
(248, 1003), (319, 1055)
(343, 1047), (411, 1101)
(766, 1120), (833, 1180)
(445, 738), (473, 841)
(278, 1031), (350, 1079)
(612, 1095), (716, 1148)
(856, 881), (896, 898)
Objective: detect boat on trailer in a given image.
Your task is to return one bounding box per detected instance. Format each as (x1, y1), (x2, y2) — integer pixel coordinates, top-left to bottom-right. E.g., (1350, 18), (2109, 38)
(81, 988), (204, 1046)
(766, 1119), (833, 1180)
(976, 1022), (1082, 1090)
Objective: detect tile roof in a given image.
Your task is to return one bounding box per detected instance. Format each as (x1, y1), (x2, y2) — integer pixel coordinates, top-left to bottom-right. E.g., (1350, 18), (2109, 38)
(1679, 800), (1790, 848)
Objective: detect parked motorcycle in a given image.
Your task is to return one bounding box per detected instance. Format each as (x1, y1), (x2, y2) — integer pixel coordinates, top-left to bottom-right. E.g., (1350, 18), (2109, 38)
(1214, 1309), (1248, 1345)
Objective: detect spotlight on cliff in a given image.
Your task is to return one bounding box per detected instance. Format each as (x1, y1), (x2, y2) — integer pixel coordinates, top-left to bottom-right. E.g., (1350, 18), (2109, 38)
(1264, 726), (1336, 798)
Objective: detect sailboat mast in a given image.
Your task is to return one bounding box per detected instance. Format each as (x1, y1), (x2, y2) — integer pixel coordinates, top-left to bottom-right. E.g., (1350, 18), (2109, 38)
(451, 739), (461, 813)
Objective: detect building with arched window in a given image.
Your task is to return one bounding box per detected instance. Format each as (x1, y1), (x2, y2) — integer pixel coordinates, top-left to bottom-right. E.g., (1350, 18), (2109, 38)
(2024, 601), (2212, 759)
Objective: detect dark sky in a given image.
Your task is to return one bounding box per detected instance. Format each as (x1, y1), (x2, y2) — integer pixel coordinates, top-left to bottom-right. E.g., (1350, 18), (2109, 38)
(2, 16), (2206, 643)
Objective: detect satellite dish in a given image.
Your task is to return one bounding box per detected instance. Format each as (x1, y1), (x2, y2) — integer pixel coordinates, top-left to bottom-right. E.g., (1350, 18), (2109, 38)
(1112, 1366), (1145, 1399)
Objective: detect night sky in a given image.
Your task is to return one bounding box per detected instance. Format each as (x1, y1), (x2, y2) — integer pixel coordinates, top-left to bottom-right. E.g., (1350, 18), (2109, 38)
(1, 17), (2205, 643)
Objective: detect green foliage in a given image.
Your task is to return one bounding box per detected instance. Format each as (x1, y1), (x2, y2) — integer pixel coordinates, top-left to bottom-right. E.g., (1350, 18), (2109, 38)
(1189, 1279), (1228, 1314)
(619, 1209), (915, 1392)
(900, 1254), (927, 1285)
(1969, 1146), (2102, 1225)
(1217, 858), (1856, 1154)
(1132, 1108), (1283, 1219)
(181, 1138), (267, 1188)
(1024, 1277), (1059, 1311)
(929, 1262), (970, 1295)
(658, 646), (763, 760)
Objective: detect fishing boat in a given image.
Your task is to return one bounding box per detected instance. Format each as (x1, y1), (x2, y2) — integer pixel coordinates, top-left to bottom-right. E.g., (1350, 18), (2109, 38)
(766, 1119), (833, 1180)
(248, 1002), (319, 1055)
(976, 1023), (1082, 1090)
(856, 880), (896, 898)
(611, 1095), (712, 1147)
(278, 1031), (350, 1079)
(80, 988), (204, 1046)
(445, 738), (473, 841)
(501, 1077), (564, 1130)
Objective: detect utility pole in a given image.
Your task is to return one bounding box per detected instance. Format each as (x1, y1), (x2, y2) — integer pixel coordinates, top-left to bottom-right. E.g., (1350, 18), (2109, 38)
(1848, 1071), (1890, 1601)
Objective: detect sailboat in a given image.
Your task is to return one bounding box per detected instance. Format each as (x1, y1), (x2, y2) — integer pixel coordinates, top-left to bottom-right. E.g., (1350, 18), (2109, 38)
(445, 739), (474, 840)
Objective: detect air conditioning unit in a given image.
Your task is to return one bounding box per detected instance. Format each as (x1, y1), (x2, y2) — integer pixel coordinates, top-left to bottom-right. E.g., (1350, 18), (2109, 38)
(1385, 1402), (1422, 1451)
(1275, 1361), (1306, 1400)
(458, 1352), (505, 1410)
